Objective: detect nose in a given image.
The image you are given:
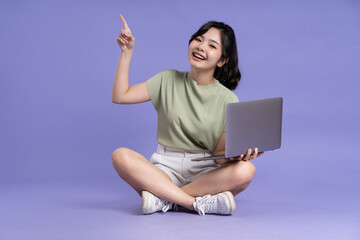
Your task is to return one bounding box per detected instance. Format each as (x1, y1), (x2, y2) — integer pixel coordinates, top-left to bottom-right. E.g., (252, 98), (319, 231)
(196, 42), (205, 52)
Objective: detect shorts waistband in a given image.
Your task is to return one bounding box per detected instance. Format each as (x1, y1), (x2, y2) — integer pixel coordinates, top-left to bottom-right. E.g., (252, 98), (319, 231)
(157, 144), (212, 158)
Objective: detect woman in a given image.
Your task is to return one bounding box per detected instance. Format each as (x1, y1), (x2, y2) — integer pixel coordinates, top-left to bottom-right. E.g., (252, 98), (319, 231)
(111, 14), (263, 216)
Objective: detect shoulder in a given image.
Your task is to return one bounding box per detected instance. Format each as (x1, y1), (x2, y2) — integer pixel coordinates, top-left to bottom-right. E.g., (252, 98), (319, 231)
(158, 69), (182, 77)
(160, 70), (189, 85)
(147, 69), (177, 83)
(149, 69), (185, 81)
(226, 90), (239, 103)
(215, 81), (239, 103)
(147, 69), (187, 91)
(165, 69), (188, 80)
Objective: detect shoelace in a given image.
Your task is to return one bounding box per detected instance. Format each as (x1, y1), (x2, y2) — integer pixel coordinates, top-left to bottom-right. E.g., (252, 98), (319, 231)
(161, 202), (178, 213)
(195, 194), (217, 216)
(155, 197), (178, 213)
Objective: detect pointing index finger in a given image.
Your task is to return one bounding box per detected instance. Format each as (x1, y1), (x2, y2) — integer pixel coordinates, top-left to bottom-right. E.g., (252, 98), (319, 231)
(119, 14), (129, 29)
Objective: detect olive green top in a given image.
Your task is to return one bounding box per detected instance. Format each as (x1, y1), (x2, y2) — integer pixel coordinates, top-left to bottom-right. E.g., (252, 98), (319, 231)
(147, 69), (239, 151)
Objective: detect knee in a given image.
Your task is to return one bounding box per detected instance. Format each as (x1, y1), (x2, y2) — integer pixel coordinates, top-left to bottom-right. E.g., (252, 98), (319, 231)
(231, 161), (256, 185)
(111, 147), (133, 171)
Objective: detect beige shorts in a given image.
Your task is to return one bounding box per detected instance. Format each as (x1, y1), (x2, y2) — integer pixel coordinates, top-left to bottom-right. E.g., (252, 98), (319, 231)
(150, 144), (219, 187)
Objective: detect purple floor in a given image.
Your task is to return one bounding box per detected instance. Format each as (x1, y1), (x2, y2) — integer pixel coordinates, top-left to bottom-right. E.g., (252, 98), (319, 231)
(1, 176), (359, 240)
(2, 138), (360, 239)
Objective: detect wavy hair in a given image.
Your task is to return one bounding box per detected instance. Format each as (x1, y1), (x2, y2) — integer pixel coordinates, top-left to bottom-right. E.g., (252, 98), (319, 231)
(189, 21), (241, 90)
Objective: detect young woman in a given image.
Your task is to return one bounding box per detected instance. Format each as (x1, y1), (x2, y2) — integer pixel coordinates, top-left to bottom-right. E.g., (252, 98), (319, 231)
(111, 14), (264, 215)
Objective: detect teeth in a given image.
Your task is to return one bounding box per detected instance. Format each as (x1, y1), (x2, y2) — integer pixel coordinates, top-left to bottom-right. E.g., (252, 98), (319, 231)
(193, 53), (205, 60)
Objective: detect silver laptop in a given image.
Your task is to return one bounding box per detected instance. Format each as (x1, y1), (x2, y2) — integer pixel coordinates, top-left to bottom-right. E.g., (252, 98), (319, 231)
(192, 97), (283, 161)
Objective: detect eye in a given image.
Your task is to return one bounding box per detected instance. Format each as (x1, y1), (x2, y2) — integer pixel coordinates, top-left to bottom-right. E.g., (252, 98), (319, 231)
(195, 37), (201, 42)
(209, 44), (216, 49)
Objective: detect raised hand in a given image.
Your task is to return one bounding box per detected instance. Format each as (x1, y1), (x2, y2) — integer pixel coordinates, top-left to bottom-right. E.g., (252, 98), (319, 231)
(116, 14), (135, 52)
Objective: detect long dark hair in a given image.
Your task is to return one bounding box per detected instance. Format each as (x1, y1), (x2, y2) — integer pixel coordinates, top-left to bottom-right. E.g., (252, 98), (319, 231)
(189, 21), (241, 90)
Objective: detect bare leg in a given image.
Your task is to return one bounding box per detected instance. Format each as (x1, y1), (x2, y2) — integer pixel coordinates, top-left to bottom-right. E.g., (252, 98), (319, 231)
(181, 160), (256, 197)
(111, 147), (195, 210)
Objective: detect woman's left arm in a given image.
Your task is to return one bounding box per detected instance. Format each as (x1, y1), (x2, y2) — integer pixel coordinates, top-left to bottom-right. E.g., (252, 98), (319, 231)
(213, 132), (227, 164)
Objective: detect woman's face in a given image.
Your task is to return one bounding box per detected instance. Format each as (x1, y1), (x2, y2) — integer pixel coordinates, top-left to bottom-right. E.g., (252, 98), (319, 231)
(188, 27), (225, 72)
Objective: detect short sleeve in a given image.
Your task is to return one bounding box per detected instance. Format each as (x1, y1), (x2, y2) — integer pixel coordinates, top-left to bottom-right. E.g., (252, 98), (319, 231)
(222, 93), (239, 132)
(146, 71), (166, 111)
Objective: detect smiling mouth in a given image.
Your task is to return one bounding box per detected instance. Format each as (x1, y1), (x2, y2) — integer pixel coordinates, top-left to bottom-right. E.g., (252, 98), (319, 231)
(193, 52), (206, 60)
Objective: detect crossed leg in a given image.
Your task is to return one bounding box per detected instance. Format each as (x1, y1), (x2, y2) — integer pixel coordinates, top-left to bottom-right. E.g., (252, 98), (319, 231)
(112, 147), (195, 209)
(111, 147), (256, 211)
(181, 160), (256, 197)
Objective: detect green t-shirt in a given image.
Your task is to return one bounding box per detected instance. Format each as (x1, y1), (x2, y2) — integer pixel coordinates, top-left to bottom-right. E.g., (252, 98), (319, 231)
(147, 69), (239, 152)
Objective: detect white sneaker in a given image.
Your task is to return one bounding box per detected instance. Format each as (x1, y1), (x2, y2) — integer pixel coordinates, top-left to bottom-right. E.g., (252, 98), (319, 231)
(142, 191), (177, 214)
(193, 191), (236, 216)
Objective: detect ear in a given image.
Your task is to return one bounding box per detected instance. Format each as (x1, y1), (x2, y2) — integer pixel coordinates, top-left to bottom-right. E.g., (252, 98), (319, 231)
(217, 57), (229, 68)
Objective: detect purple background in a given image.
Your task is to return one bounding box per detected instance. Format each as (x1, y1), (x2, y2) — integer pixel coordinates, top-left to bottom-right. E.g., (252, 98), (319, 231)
(1, 0), (359, 239)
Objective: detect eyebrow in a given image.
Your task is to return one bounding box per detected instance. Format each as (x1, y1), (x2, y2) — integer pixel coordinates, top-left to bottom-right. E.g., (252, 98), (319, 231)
(199, 35), (220, 46)
(209, 39), (220, 46)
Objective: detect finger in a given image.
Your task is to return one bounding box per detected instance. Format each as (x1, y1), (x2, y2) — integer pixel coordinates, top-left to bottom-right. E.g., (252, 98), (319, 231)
(245, 148), (252, 160)
(120, 29), (133, 41)
(120, 29), (128, 38)
(252, 148), (259, 159)
(246, 148), (252, 157)
(120, 29), (125, 35)
(119, 14), (130, 30)
(117, 33), (125, 39)
(117, 36), (128, 45)
(117, 37), (125, 45)
(117, 35), (126, 43)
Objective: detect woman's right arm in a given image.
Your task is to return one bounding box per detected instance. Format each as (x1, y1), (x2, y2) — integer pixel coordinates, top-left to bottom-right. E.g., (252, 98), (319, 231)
(112, 14), (150, 104)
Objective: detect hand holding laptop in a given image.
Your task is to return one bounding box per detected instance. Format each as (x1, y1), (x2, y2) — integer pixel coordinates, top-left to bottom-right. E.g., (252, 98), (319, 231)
(229, 148), (264, 161)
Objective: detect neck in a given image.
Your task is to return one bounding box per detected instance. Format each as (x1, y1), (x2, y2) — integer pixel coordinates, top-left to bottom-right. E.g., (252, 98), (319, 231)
(190, 68), (215, 85)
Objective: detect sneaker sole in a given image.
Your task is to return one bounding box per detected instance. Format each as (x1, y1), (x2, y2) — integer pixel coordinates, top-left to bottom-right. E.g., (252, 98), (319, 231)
(142, 191), (151, 214)
(223, 191), (236, 214)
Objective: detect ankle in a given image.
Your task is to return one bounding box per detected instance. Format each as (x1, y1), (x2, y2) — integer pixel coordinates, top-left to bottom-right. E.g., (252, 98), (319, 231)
(178, 197), (195, 211)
